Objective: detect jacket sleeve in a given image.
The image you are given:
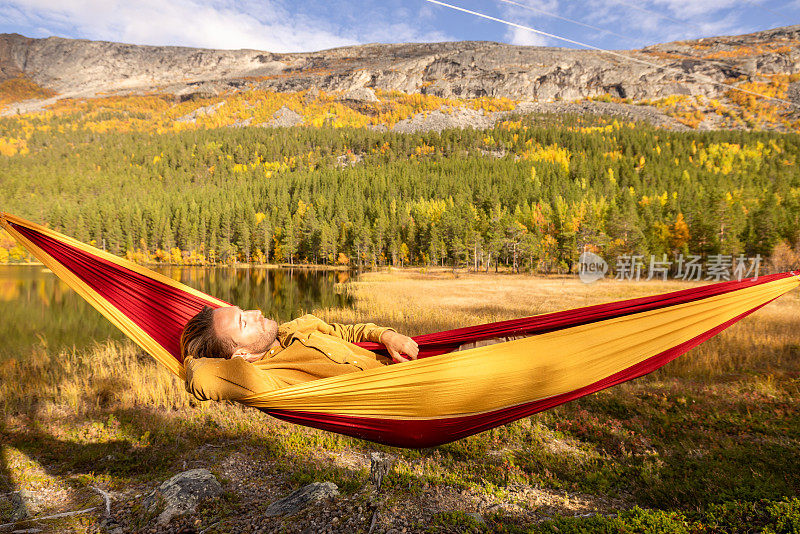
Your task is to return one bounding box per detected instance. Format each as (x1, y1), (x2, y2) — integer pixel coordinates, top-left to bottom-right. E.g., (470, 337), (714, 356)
(184, 356), (282, 402)
(288, 314), (396, 344)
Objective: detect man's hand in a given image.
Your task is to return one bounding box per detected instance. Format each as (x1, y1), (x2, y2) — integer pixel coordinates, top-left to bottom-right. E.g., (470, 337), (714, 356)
(380, 330), (419, 363)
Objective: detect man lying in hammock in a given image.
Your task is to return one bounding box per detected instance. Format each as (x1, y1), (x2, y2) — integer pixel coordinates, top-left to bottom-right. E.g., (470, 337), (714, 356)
(180, 306), (419, 402)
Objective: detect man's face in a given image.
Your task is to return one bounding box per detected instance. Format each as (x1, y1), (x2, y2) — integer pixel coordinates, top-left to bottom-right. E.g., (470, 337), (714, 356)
(212, 306), (278, 360)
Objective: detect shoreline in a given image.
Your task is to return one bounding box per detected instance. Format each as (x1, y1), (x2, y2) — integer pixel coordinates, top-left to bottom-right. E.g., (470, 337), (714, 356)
(0, 262), (586, 277)
(0, 260), (553, 274)
(1, 262), (774, 283)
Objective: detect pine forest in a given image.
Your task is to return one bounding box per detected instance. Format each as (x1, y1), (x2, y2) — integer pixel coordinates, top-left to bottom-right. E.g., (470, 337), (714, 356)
(1, 89), (799, 275)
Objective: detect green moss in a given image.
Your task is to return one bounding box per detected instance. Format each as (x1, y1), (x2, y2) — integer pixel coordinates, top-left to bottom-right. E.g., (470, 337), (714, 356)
(426, 511), (486, 532)
(477, 499), (800, 533)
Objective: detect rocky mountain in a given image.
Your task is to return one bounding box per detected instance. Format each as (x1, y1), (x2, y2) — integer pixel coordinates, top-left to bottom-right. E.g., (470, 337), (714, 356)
(1, 26), (799, 129)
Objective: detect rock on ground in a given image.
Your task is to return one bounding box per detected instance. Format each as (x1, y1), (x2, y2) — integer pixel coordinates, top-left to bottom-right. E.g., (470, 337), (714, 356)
(176, 101), (225, 123)
(9, 489), (32, 521)
(264, 482), (339, 518)
(340, 87), (379, 103)
(392, 106), (506, 133)
(143, 468), (223, 525)
(262, 106), (304, 127)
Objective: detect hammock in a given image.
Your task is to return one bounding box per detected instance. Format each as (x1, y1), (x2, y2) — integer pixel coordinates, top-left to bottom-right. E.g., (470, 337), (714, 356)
(2, 212), (798, 448)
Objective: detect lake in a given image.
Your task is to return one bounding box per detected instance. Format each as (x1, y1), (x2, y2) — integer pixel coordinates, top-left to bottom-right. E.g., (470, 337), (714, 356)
(0, 265), (354, 361)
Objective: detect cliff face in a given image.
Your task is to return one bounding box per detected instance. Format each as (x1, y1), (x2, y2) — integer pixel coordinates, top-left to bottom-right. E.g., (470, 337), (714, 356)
(1, 26), (799, 103)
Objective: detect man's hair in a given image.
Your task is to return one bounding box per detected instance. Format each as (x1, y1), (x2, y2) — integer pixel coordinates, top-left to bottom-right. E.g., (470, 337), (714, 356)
(180, 306), (236, 360)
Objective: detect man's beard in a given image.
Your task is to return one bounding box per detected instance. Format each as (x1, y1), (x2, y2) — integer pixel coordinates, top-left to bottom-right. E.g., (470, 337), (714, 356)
(242, 321), (278, 355)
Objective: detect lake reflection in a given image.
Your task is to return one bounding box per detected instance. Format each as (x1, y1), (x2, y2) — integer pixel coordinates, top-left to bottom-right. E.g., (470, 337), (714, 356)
(0, 265), (353, 361)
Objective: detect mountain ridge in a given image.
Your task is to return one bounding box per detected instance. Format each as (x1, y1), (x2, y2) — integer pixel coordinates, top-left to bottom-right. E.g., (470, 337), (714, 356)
(1, 26), (798, 131)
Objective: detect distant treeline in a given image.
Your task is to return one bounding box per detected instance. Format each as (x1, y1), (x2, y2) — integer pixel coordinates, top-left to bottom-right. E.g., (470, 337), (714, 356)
(2, 112), (799, 272)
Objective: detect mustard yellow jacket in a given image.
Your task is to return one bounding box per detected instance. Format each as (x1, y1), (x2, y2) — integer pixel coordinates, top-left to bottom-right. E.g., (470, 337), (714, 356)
(184, 314), (395, 402)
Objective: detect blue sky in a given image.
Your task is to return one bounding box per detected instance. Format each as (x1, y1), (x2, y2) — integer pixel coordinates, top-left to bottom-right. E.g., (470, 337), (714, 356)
(0, 0), (797, 53)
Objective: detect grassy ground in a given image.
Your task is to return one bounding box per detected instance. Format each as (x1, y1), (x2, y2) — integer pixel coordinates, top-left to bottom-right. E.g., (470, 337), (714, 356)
(1, 270), (799, 533)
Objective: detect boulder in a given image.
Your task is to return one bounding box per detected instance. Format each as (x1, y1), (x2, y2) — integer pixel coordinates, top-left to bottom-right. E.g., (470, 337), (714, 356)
(341, 87), (379, 103)
(176, 82), (224, 102)
(175, 101), (225, 123)
(264, 482), (339, 517)
(9, 489), (32, 521)
(261, 106), (304, 128)
(143, 468), (223, 525)
(788, 81), (800, 106)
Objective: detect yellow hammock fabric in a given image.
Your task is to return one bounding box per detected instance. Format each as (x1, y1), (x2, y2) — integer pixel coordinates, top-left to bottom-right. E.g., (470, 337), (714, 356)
(2, 212), (798, 448)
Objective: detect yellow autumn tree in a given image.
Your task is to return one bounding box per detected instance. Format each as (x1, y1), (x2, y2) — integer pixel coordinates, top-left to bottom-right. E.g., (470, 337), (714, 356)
(671, 213), (691, 251)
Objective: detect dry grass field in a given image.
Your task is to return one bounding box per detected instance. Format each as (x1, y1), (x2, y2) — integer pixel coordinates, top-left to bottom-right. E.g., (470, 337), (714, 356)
(1, 269), (799, 532)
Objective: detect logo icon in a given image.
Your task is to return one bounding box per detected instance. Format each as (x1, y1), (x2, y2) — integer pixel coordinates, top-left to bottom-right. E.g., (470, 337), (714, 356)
(579, 251), (608, 284)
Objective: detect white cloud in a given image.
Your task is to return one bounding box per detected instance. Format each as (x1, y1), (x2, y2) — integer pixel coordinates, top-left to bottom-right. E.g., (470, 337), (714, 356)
(651, 0), (741, 19)
(496, 0), (557, 46)
(352, 5), (453, 44)
(1, 0), (359, 52)
(570, 0), (756, 48)
(0, 0), (457, 52)
(500, 0), (560, 14)
(1, 0), (770, 55)
(417, 4), (437, 21)
(360, 22), (452, 44)
(505, 26), (551, 46)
